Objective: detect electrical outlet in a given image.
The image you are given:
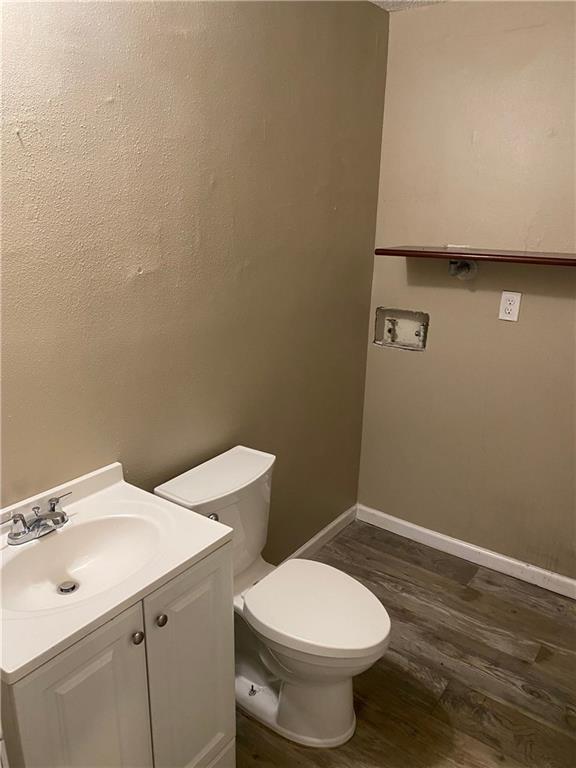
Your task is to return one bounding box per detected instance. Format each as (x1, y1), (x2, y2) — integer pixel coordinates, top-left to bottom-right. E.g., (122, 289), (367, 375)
(499, 291), (522, 322)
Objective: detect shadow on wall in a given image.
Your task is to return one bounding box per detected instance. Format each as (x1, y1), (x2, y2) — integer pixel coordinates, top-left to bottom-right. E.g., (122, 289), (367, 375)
(405, 258), (576, 299)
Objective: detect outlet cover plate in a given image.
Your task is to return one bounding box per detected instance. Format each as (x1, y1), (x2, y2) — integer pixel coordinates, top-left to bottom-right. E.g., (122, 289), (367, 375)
(499, 291), (522, 322)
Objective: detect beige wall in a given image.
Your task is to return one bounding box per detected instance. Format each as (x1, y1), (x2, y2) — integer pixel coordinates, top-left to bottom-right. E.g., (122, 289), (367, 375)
(1, 1), (388, 562)
(360, 2), (576, 577)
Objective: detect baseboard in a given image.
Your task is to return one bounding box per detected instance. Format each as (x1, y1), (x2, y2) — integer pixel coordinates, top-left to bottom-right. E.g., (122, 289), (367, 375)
(356, 503), (576, 600)
(287, 506), (356, 561)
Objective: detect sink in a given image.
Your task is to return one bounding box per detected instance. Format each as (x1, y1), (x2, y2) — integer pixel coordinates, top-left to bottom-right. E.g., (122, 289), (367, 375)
(2, 515), (160, 612)
(1, 463), (232, 684)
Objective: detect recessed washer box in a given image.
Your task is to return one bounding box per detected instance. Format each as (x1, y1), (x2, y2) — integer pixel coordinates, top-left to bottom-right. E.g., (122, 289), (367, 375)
(373, 308), (430, 351)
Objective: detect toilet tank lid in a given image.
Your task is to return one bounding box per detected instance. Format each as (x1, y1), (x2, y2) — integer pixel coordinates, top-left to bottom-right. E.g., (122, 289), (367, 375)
(155, 446), (275, 508)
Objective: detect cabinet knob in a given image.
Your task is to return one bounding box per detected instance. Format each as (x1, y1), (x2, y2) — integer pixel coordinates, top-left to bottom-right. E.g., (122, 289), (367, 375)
(156, 614), (168, 628)
(132, 631), (145, 645)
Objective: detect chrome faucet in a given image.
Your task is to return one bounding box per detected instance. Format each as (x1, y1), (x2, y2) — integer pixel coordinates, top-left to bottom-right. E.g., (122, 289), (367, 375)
(7, 492), (71, 546)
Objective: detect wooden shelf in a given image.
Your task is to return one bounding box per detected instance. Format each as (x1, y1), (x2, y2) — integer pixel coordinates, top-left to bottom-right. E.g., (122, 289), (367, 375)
(374, 246), (576, 267)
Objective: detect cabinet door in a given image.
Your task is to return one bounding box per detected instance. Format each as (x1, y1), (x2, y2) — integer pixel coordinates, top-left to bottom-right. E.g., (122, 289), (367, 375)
(144, 545), (235, 768)
(10, 604), (153, 768)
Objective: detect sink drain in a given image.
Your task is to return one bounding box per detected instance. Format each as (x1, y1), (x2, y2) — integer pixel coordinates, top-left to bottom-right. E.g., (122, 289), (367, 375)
(57, 580), (79, 595)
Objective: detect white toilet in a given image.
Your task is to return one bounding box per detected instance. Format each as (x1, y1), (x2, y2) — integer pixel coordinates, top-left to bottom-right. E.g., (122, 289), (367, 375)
(155, 446), (390, 748)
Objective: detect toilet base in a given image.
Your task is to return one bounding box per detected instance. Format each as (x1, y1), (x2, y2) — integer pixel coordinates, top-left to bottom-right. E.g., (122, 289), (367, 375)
(235, 674), (356, 748)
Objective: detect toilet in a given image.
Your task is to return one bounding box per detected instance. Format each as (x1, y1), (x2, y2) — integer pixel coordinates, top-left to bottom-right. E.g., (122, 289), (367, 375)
(155, 446), (390, 748)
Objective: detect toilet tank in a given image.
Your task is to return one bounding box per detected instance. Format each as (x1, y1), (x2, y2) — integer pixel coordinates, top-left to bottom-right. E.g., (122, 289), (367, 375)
(155, 446), (276, 577)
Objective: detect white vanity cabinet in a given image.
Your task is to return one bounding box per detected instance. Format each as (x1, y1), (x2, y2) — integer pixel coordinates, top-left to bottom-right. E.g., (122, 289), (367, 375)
(6, 603), (154, 768)
(4, 544), (235, 768)
(144, 548), (235, 768)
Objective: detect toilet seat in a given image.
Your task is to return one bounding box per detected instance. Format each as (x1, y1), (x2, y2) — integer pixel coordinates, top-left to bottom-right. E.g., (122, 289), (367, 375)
(243, 559), (390, 659)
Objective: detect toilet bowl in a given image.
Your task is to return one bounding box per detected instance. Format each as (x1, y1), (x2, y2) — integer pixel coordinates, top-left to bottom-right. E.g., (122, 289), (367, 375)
(237, 558), (390, 746)
(155, 446), (390, 747)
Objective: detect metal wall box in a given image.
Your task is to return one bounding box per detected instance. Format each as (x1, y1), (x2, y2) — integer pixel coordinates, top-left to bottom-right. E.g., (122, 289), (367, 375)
(374, 308), (430, 351)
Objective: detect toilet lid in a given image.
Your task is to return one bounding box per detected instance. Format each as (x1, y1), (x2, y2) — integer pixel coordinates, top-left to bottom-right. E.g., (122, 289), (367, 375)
(155, 446), (275, 508)
(243, 559), (391, 659)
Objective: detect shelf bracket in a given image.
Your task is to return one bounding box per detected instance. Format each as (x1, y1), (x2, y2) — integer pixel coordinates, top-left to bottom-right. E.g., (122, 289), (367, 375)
(448, 259), (478, 281)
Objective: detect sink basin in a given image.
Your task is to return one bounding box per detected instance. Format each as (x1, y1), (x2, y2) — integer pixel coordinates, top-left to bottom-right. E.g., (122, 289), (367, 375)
(1, 463), (232, 684)
(2, 515), (160, 612)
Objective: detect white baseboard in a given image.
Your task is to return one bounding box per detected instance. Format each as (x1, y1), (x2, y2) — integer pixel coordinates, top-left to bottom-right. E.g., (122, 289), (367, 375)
(287, 506), (356, 561)
(356, 503), (576, 600)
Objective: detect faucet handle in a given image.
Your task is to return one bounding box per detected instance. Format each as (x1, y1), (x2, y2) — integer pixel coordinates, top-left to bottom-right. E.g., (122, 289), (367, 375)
(48, 492), (72, 512)
(10, 512), (30, 537)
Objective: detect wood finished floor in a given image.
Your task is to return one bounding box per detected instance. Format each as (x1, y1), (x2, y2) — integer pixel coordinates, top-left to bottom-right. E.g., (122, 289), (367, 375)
(236, 521), (576, 768)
